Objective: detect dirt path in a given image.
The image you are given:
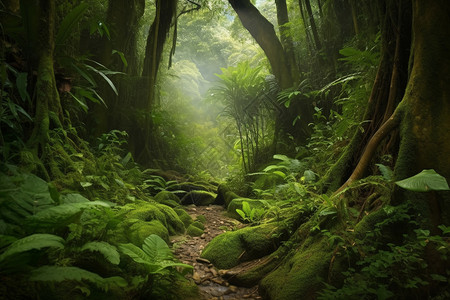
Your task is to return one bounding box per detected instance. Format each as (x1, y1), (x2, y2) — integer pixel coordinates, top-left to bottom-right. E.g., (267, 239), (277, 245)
(172, 205), (262, 300)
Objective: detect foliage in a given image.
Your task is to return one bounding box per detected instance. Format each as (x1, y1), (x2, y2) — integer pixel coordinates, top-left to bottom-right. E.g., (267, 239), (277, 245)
(395, 169), (450, 192)
(210, 60), (274, 173)
(119, 234), (192, 275)
(236, 201), (265, 224)
(318, 203), (450, 299)
(30, 266), (127, 293)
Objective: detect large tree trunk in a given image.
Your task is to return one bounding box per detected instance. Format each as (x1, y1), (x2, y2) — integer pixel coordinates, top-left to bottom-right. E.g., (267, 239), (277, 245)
(321, 0), (411, 192)
(228, 0), (293, 89)
(394, 0), (450, 229)
(27, 0), (63, 179)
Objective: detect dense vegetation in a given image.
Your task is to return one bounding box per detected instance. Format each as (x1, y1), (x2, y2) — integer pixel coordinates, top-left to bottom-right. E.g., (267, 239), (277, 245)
(1, 0), (449, 299)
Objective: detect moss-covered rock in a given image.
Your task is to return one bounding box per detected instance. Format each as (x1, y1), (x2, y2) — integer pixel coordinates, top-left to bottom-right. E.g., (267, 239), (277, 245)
(214, 184), (239, 207)
(124, 201), (185, 235)
(155, 204), (186, 235)
(174, 207), (194, 227)
(187, 224), (204, 237)
(181, 190), (217, 206)
(227, 198), (266, 219)
(259, 237), (332, 300)
(201, 230), (244, 268)
(128, 219), (170, 245)
(154, 190), (181, 206)
(195, 215), (206, 224)
(191, 220), (205, 230)
(201, 223), (286, 269)
(126, 202), (167, 224)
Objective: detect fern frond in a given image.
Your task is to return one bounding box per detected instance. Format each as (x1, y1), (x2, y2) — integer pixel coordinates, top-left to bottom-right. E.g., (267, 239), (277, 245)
(81, 241), (120, 265)
(26, 201), (110, 230)
(0, 234), (64, 264)
(30, 266), (128, 291)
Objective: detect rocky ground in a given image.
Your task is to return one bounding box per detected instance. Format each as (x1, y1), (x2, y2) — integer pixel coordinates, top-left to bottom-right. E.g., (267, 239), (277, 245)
(172, 205), (262, 300)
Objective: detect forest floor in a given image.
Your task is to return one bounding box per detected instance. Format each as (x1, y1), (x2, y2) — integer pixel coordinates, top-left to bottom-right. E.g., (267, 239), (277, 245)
(172, 205), (262, 300)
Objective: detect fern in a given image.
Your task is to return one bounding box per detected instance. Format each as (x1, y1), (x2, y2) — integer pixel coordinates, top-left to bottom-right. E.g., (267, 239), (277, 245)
(0, 234), (64, 265)
(119, 234), (192, 274)
(30, 266), (127, 291)
(26, 201), (110, 230)
(81, 241), (120, 265)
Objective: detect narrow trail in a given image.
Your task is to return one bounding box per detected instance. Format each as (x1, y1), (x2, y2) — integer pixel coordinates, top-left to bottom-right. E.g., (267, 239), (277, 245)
(172, 205), (262, 300)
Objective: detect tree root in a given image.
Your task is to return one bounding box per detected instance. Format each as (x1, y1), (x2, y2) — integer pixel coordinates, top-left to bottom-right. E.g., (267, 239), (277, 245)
(335, 112), (400, 195)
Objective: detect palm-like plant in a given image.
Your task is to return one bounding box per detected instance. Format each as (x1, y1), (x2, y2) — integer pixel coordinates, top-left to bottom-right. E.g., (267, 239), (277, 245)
(211, 61), (274, 172)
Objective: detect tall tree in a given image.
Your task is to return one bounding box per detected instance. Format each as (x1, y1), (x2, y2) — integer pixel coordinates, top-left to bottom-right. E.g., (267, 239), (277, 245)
(275, 0), (299, 82)
(228, 0), (293, 89)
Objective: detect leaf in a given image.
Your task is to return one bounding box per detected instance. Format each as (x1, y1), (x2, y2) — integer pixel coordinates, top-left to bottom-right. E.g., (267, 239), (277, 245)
(118, 243), (152, 266)
(303, 170), (316, 182)
(30, 266), (127, 291)
(236, 209), (246, 220)
(55, 3), (88, 50)
(395, 169), (449, 192)
(142, 234), (173, 263)
(112, 50), (128, 67)
(26, 201), (110, 229)
(242, 201), (251, 215)
(0, 234), (64, 264)
(16, 72), (30, 102)
(376, 164), (394, 181)
(273, 154), (290, 162)
(84, 65), (119, 95)
(81, 241), (120, 265)
(68, 91), (88, 112)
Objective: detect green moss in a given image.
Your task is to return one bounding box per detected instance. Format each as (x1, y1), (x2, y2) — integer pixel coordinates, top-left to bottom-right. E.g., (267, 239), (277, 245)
(186, 224), (204, 237)
(191, 221), (205, 230)
(154, 190), (181, 204)
(155, 204), (185, 235)
(128, 219), (169, 245)
(354, 208), (387, 239)
(215, 184), (239, 207)
(201, 231), (244, 269)
(201, 223), (285, 270)
(260, 237), (332, 300)
(174, 207), (194, 227)
(180, 190), (217, 206)
(227, 198), (266, 219)
(126, 202), (167, 225)
(195, 215), (206, 224)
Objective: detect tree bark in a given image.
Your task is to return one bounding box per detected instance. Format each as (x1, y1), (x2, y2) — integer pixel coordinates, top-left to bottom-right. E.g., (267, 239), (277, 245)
(275, 0), (299, 83)
(228, 0), (293, 89)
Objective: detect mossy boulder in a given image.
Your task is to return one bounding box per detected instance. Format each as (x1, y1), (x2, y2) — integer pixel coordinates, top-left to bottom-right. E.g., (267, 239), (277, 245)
(154, 190), (181, 207)
(215, 184), (239, 207)
(156, 203), (186, 235)
(201, 223), (286, 269)
(128, 219), (170, 245)
(259, 237), (332, 300)
(191, 221), (205, 230)
(227, 198), (266, 219)
(174, 207), (194, 227)
(181, 190), (217, 206)
(187, 224), (204, 237)
(124, 201), (185, 235)
(195, 215), (206, 224)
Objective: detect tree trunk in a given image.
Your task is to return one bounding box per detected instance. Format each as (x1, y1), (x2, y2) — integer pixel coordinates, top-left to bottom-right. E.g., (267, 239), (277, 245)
(275, 0), (299, 83)
(394, 0), (450, 230)
(228, 0), (293, 89)
(303, 0), (322, 50)
(321, 0), (411, 192)
(27, 0), (63, 178)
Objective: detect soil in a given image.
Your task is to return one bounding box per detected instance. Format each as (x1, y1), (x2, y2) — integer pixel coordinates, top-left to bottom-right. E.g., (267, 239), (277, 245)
(172, 205), (262, 300)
